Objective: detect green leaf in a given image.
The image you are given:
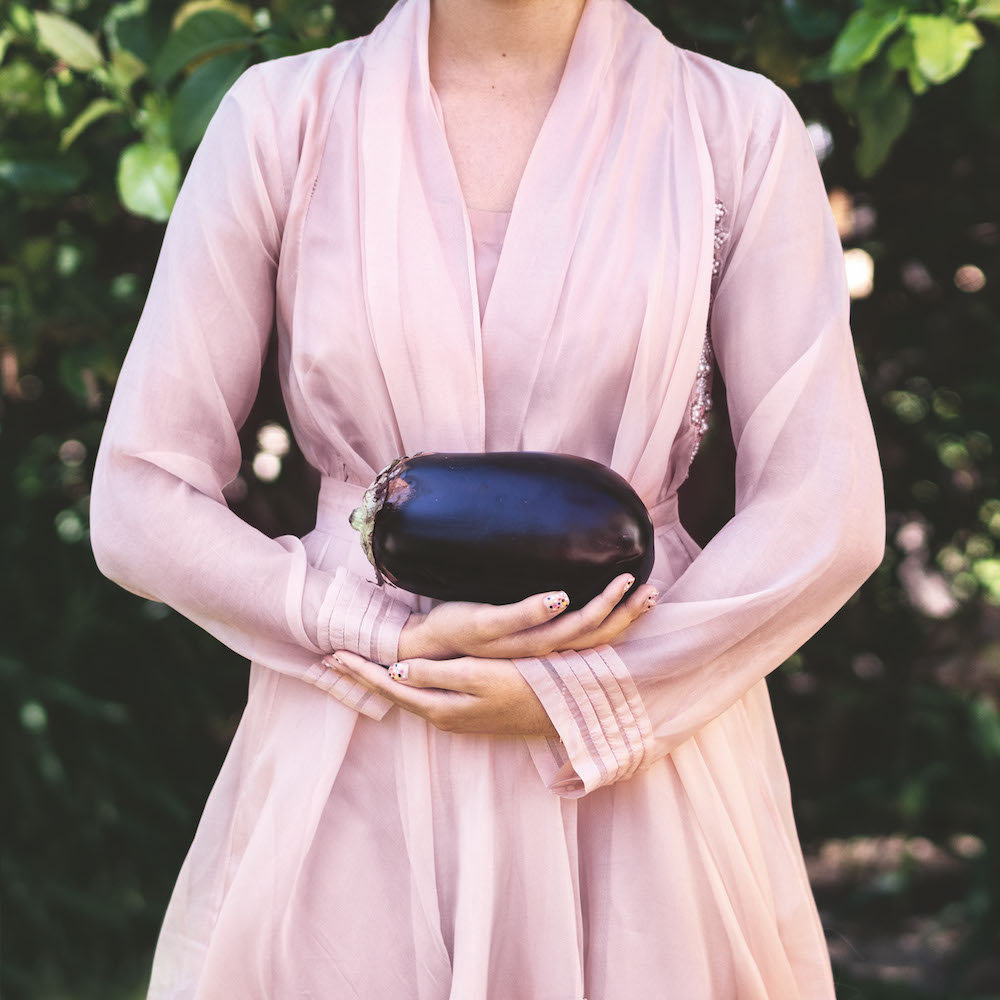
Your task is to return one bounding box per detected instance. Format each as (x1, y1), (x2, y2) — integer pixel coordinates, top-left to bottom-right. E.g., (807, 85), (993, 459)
(887, 34), (932, 93)
(907, 64), (931, 94)
(257, 33), (312, 61)
(170, 49), (251, 152)
(832, 55), (897, 113)
(781, 0), (842, 41)
(138, 91), (173, 148)
(969, 0), (1000, 21)
(173, 0), (256, 29)
(855, 80), (913, 176)
(829, 7), (905, 74)
(0, 143), (88, 194)
(8, 4), (34, 36)
(116, 141), (180, 221)
(108, 47), (147, 92)
(111, 9), (169, 65)
(887, 33), (913, 70)
(0, 59), (47, 115)
(0, 26), (16, 64)
(906, 15), (984, 85)
(43, 76), (64, 117)
(970, 694), (1000, 759)
(150, 10), (254, 87)
(60, 98), (122, 151)
(973, 557), (1000, 602)
(34, 11), (104, 72)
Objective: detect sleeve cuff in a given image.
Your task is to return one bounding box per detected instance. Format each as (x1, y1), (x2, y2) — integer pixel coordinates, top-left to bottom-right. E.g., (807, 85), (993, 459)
(300, 658), (396, 721)
(317, 565), (412, 664)
(513, 644), (654, 797)
(309, 566), (413, 720)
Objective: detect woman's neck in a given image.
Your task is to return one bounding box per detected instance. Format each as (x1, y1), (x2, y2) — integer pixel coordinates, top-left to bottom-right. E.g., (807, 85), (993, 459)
(428, 0), (586, 92)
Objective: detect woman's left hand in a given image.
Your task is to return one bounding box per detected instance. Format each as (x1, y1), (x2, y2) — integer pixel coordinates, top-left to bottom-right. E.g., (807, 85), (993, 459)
(321, 650), (559, 738)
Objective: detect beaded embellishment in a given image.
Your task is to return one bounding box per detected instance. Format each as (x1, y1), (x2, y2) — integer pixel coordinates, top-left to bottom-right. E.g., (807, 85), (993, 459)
(688, 199), (730, 463)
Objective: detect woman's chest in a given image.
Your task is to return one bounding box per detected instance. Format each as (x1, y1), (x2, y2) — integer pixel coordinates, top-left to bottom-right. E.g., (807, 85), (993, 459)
(276, 49), (713, 479)
(430, 82), (556, 213)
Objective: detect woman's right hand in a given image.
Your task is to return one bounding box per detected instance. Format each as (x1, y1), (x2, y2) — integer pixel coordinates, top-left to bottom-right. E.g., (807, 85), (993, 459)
(396, 573), (658, 662)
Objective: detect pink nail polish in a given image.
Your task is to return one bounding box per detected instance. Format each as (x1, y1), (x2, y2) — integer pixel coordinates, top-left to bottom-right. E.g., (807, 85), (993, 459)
(544, 592), (569, 612)
(389, 661), (409, 681)
(623, 576), (635, 594)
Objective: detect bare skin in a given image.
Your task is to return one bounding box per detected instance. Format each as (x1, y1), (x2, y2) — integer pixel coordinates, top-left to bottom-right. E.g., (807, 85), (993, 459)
(427, 0), (585, 212)
(326, 0), (659, 736)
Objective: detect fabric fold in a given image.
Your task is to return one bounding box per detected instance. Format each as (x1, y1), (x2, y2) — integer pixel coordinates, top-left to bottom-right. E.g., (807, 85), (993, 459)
(515, 647), (654, 797)
(88, 64), (414, 719)
(516, 77), (884, 800)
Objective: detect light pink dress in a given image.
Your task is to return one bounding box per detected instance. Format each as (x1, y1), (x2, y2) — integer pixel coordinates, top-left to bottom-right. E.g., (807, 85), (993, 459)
(89, 0), (886, 995)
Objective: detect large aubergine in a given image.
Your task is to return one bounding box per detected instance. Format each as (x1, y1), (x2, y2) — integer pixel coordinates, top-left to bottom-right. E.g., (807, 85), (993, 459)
(348, 451), (654, 610)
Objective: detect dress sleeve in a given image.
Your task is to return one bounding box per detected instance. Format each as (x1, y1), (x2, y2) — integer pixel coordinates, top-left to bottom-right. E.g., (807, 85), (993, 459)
(513, 81), (886, 797)
(89, 65), (412, 714)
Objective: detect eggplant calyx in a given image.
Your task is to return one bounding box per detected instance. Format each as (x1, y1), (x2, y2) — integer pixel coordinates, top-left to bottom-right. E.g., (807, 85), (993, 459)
(348, 454), (412, 585)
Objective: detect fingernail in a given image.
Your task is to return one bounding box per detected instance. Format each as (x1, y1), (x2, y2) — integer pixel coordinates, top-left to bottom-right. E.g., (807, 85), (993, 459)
(623, 576), (635, 594)
(544, 592), (569, 612)
(322, 655), (342, 668)
(644, 592), (659, 611)
(388, 661), (409, 682)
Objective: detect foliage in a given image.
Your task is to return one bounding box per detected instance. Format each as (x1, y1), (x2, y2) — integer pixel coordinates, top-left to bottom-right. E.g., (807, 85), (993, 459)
(1, 0), (999, 996)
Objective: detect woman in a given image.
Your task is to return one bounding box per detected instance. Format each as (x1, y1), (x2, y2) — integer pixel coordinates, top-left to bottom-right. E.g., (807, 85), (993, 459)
(89, 0), (886, 995)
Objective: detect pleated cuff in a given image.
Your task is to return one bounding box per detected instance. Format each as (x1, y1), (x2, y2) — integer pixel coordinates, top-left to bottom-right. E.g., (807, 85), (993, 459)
(513, 643), (653, 797)
(316, 565), (411, 665)
(301, 659), (395, 721)
(307, 566), (412, 720)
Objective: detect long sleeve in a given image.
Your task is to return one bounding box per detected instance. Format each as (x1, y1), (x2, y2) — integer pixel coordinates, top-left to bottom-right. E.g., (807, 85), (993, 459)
(89, 65), (412, 705)
(514, 81), (886, 797)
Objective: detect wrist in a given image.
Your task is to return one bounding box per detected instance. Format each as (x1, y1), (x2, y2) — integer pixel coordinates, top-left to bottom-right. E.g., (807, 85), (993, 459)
(397, 612), (424, 660)
(397, 611), (456, 661)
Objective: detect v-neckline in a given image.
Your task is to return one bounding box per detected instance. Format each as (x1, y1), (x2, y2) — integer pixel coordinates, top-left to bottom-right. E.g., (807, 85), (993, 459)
(466, 206), (512, 245)
(357, 0), (627, 454)
(418, 0), (598, 337)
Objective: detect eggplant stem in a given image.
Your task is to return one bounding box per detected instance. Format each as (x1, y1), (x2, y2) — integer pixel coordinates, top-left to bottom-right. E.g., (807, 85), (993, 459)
(348, 454), (413, 586)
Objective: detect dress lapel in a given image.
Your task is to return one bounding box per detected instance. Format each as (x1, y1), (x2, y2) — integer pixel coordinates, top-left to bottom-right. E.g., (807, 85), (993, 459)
(358, 0), (624, 455)
(476, 0), (621, 450)
(358, 0), (484, 455)
(357, 0), (715, 498)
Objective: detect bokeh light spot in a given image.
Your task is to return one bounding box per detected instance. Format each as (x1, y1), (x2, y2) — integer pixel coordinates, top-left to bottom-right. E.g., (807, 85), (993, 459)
(844, 248), (874, 298)
(954, 264), (985, 293)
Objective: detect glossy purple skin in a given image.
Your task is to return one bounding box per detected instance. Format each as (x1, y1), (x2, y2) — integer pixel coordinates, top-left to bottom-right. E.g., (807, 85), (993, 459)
(371, 451), (654, 610)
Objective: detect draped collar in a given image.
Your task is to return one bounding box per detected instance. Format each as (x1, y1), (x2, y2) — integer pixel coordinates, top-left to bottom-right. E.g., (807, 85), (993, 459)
(356, 0), (715, 503)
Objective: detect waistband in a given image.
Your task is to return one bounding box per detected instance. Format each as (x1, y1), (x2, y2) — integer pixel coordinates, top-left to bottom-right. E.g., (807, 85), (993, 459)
(316, 473), (681, 536)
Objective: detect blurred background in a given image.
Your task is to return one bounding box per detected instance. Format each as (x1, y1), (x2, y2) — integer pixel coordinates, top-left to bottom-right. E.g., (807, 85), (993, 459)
(2, 0), (999, 996)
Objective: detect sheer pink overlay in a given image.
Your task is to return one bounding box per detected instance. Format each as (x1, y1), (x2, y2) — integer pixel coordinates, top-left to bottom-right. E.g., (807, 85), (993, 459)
(89, 0), (885, 996)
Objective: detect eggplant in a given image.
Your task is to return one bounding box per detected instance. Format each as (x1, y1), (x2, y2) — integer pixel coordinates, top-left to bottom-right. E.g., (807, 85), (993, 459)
(348, 451), (654, 610)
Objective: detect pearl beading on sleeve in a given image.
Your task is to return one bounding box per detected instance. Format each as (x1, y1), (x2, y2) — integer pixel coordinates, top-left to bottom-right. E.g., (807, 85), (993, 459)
(688, 199), (730, 463)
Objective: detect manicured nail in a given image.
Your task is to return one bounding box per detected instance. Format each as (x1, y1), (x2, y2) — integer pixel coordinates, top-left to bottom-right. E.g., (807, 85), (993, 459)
(623, 576), (635, 594)
(544, 592), (569, 613)
(388, 661), (409, 682)
(644, 592), (659, 611)
(322, 655), (342, 668)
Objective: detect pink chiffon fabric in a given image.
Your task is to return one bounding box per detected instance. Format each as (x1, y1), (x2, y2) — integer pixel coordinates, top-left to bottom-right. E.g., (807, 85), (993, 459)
(89, 0), (886, 996)
(468, 207), (511, 324)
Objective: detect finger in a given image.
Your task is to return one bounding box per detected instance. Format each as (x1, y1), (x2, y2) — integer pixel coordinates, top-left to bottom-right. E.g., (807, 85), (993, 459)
(472, 587), (573, 641)
(492, 573), (637, 654)
(386, 656), (482, 693)
(567, 583), (659, 647)
(325, 650), (461, 717)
